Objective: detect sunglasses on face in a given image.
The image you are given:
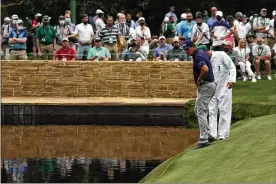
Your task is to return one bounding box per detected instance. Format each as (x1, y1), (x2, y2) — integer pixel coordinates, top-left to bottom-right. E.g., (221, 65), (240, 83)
(211, 10), (217, 12)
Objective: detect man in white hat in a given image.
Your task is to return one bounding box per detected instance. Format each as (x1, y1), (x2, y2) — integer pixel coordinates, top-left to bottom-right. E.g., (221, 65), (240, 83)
(55, 37), (76, 61)
(9, 19), (28, 60)
(176, 13), (187, 36)
(153, 36), (172, 61)
(210, 11), (233, 51)
(31, 13), (42, 57)
(164, 6), (178, 23)
(253, 8), (270, 45)
(95, 9), (105, 34)
(135, 17), (151, 52)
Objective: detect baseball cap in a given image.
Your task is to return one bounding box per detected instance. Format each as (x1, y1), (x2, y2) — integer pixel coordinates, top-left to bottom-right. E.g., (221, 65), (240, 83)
(42, 15), (50, 21)
(35, 13), (42, 17)
(4, 17), (11, 21)
(216, 11), (223, 17)
(173, 37), (179, 43)
(181, 13), (187, 19)
(62, 37), (69, 42)
(164, 17), (169, 22)
(138, 17), (145, 22)
(16, 19), (23, 24)
(235, 12), (243, 17)
(273, 10), (276, 16)
(96, 9), (104, 14)
(59, 15), (65, 20)
(159, 36), (166, 40)
(95, 37), (102, 42)
(11, 14), (18, 19)
(183, 40), (194, 50)
(261, 8), (267, 12)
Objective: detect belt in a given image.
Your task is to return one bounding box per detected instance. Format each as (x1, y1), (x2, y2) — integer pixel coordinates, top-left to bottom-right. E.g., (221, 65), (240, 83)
(199, 80), (215, 86)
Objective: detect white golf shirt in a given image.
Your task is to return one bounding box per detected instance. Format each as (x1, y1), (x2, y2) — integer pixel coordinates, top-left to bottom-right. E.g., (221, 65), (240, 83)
(74, 23), (94, 43)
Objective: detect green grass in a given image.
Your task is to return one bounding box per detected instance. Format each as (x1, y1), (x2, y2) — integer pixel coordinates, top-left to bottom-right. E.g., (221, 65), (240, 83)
(184, 79), (276, 128)
(140, 114), (276, 183)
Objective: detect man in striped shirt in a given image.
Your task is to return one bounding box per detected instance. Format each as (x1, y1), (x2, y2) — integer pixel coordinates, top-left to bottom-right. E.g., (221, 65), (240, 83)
(99, 16), (120, 61)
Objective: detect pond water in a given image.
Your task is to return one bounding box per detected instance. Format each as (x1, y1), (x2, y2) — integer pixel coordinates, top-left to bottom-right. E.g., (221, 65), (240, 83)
(1, 124), (199, 183)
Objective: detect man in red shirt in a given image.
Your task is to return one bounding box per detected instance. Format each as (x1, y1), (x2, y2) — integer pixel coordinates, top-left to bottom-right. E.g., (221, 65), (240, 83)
(55, 38), (76, 61)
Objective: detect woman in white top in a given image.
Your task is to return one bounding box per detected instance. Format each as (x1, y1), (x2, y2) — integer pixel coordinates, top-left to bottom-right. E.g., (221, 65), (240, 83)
(234, 39), (256, 82)
(135, 17), (151, 47)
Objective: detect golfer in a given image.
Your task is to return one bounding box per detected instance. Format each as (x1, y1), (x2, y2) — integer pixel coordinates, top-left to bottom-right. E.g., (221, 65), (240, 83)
(207, 50), (236, 140)
(184, 40), (216, 149)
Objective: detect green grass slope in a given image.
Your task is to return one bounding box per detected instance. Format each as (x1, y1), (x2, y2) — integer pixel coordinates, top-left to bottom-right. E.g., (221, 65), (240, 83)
(140, 114), (276, 183)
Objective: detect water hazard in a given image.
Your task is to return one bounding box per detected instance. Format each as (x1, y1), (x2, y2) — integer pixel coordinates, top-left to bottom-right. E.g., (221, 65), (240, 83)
(1, 125), (199, 183)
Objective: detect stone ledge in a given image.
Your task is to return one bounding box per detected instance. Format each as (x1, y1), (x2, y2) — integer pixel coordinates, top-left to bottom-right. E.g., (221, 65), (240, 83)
(1, 97), (193, 107)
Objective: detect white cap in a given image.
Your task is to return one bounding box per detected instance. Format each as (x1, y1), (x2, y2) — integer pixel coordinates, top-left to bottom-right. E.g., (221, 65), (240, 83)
(159, 36), (166, 40)
(173, 37), (179, 42)
(216, 11), (223, 17)
(96, 9), (104, 14)
(164, 17), (169, 22)
(62, 37), (69, 42)
(273, 10), (276, 16)
(11, 14), (18, 19)
(35, 13), (42, 17)
(138, 17), (145, 22)
(117, 13), (123, 17)
(4, 17), (11, 21)
(16, 19), (23, 24)
(181, 13), (187, 19)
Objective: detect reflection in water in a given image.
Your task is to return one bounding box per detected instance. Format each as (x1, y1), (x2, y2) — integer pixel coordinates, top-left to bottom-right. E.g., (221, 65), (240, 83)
(1, 158), (163, 183)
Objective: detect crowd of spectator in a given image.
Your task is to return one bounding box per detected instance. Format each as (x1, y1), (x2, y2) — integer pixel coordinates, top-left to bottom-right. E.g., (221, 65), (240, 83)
(1, 7), (275, 81)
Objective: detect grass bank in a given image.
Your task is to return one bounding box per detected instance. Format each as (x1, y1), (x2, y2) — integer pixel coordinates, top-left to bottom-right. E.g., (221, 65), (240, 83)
(184, 79), (276, 128)
(140, 114), (276, 183)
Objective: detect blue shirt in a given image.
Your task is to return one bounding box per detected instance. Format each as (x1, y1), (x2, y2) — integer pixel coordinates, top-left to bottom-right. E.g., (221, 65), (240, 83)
(180, 21), (196, 41)
(9, 28), (28, 50)
(207, 17), (217, 28)
(153, 44), (173, 57)
(193, 49), (214, 84)
(176, 20), (186, 35)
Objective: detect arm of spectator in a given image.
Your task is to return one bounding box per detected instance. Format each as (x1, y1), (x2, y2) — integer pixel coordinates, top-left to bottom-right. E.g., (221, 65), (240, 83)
(181, 51), (188, 61)
(253, 18), (266, 32)
(191, 26), (197, 42)
(144, 27), (151, 40)
(153, 48), (159, 61)
(260, 47), (271, 60)
(210, 30), (217, 40)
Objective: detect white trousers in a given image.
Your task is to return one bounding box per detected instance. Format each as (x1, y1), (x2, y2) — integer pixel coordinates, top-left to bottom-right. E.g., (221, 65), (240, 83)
(238, 61), (254, 77)
(209, 88), (232, 139)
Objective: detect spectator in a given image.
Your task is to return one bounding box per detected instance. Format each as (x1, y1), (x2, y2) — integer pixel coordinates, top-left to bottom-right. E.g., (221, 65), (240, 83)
(253, 8), (270, 45)
(153, 36), (172, 61)
(203, 11), (210, 23)
(192, 15), (210, 49)
(36, 15), (56, 60)
(268, 10), (276, 49)
(55, 37), (76, 61)
(99, 16), (120, 61)
(167, 37), (187, 61)
(252, 37), (272, 80)
(1, 17), (11, 58)
(176, 13), (187, 36)
(179, 13), (196, 41)
(161, 17), (169, 36)
(164, 16), (176, 44)
(211, 11), (232, 51)
(55, 16), (67, 50)
(95, 9), (105, 37)
(2, 17), (11, 33)
(72, 14), (94, 60)
(225, 15), (238, 48)
(64, 13), (76, 31)
(123, 39), (146, 61)
(32, 13), (42, 57)
(135, 37), (148, 58)
(135, 11), (143, 27)
(164, 6), (178, 23)
(8, 19), (28, 60)
(234, 39), (257, 82)
(272, 43), (276, 68)
(87, 37), (111, 61)
(246, 34), (257, 64)
(234, 12), (246, 41)
(126, 13), (136, 29)
(115, 13), (130, 55)
(135, 17), (151, 48)
(207, 7), (218, 27)
(3, 14), (18, 59)
(63, 15), (77, 51)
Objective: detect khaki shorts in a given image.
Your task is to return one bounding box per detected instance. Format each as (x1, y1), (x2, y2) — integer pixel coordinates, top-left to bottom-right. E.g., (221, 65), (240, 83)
(9, 50), (28, 60)
(39, 44), (54, 60)
(104, 43), (118, 61)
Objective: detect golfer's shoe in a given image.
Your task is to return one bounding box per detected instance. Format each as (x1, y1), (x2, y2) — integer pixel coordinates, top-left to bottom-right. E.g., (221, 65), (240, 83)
(208, 137), (216, 143)
(195, 142), (211, 149)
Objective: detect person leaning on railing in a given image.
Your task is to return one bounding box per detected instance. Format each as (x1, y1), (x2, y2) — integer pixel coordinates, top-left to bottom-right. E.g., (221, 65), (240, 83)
(55, 37), (76, 61)
(8, 19), (28, 60)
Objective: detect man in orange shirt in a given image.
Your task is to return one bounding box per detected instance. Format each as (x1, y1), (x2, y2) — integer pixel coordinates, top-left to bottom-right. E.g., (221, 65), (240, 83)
(55, 38), (76, 61)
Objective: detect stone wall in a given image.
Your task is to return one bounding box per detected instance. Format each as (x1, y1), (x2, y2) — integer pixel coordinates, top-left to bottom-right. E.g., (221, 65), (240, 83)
(1, 61), (196, 98)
